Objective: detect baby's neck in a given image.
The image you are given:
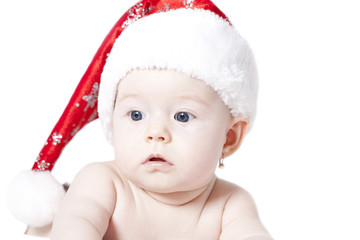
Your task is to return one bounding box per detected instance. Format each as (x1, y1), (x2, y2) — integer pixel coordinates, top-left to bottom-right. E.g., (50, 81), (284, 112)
(139, 177), (217, 207)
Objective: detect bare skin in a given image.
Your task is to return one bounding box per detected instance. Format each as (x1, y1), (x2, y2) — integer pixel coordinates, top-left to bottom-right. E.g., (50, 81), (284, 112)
(51, 70), (272, 240)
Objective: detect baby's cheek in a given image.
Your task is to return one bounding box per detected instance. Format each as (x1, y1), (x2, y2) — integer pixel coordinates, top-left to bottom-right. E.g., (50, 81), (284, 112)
(113, 123), (141, 144)
(191, 140), (221, 167)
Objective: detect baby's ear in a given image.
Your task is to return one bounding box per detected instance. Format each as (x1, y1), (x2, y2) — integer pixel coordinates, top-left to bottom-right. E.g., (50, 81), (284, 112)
(222, 116), (248, 158)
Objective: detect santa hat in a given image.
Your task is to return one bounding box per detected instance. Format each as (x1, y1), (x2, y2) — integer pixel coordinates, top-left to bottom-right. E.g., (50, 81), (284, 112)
(8, 0), (258, 228)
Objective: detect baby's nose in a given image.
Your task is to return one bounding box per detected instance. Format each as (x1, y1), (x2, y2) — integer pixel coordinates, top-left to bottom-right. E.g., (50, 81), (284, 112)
(147, 135), (166, 142)
(145, 124), (171, 143)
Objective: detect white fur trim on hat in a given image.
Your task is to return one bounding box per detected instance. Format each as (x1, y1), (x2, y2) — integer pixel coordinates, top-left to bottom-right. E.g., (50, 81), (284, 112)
(99, 8), (258, 143)
(7, 170), (66, 227)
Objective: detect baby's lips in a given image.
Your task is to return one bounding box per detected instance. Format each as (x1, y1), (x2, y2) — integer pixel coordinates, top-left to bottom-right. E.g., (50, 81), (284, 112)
(144, 154), (173, 165)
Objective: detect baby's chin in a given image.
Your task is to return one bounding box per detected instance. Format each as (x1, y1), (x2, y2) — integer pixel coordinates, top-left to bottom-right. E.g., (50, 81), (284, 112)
(127, 175), (217, 204)
(130, 177), (190, 194)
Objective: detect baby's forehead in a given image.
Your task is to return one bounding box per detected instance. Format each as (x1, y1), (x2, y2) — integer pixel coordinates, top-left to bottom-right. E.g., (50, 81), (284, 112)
(118, 69), (217, 95)
(115, 69), (225, 106)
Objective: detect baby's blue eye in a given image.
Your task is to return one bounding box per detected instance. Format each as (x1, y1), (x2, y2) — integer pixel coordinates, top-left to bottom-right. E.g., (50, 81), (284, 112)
(175, 112), (195, 122)
(129, 111), (144, 121)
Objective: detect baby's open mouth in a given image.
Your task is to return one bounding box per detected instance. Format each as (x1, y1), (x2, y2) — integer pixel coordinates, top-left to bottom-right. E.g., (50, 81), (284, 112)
(143, 154), (174, 168)
(149, 157), (166, 162)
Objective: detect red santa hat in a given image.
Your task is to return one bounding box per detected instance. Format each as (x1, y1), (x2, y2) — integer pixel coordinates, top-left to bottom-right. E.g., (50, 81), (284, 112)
(8, 0), (258, 228)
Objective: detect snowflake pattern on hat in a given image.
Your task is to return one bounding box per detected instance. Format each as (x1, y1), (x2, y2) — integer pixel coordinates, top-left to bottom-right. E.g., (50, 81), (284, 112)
(82, 82), (99, 112)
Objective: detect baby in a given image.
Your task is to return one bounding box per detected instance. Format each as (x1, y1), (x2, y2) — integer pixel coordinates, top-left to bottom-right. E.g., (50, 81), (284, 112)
(51, 69), (272, 240)
(8, 0), (272, 239)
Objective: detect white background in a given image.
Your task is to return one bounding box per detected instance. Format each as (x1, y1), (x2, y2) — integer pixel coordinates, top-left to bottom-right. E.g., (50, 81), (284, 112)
(1, 0), (359, 239)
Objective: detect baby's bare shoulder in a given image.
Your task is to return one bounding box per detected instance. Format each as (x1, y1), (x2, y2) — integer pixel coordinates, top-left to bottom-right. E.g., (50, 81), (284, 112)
(51, 162), (120, 238)
(66, 161), (118, 195)
(211, 178), (251, 201)
(76, 161), (123, 181)
(214, 179), (272, 240)
(79, 161), (117, 174)
(221, 181), (258, 219)
(68, 161), (126, 199)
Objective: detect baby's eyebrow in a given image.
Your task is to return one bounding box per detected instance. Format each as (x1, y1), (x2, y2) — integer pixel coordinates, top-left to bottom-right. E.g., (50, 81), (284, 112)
(175, 95), (210, 107)
(116, 93), (142, 102)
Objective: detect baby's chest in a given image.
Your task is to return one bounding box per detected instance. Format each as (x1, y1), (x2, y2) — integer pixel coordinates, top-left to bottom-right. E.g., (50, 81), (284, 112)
(104, 199), (223, 240)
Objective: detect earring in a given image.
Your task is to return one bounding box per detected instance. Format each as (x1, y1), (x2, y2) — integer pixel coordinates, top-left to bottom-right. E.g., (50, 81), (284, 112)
(218, 158), (225, 169)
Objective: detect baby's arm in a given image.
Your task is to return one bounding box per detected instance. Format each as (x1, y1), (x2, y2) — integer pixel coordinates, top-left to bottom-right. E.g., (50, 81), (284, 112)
(51, 162), (116, 240)
(220, 187), (273, 240)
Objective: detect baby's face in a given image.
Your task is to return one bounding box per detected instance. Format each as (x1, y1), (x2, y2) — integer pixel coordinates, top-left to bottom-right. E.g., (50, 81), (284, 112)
(112, 69), (232, 193)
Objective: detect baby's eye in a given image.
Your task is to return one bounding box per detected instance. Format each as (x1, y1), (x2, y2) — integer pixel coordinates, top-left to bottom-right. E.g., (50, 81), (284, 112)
(174, 112), (195, 123)
(129, 110), (144, 121)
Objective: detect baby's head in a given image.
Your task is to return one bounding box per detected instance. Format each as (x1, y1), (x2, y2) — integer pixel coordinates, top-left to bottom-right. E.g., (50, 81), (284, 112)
(98, 6), (258, 144)
(98, 4), (258, 193)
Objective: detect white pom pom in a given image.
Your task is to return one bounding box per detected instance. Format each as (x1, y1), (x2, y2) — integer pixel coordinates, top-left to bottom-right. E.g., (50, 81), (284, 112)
(7, 170), (66, 227)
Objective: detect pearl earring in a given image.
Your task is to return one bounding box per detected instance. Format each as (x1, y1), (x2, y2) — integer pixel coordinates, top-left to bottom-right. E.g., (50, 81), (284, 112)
(218, 158), (225, 169)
